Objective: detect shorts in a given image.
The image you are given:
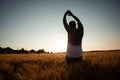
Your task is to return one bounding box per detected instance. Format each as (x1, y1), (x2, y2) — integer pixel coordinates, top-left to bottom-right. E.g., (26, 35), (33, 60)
(67, 43), (82, 58)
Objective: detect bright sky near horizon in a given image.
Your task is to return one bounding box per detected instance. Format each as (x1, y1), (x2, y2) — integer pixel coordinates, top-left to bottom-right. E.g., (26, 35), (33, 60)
(0, 0), (120, 52)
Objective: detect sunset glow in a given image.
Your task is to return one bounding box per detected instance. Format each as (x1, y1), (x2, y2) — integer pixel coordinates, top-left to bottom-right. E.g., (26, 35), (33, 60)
(54, 39), (66, 52)
(0, 0), (120, 52)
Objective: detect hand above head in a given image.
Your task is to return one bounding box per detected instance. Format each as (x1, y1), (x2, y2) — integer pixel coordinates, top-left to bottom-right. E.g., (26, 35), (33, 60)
(68, 10), (72, 16)
(64, 10), (69, 16)
(65, 10), (73, 16)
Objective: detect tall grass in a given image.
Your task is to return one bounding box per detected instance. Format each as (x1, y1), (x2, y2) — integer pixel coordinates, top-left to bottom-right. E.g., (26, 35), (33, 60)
(0, 51), (120, 80)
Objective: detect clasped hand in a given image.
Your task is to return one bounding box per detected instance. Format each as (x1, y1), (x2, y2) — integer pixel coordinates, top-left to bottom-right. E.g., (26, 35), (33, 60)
(65, 10), (73, 16)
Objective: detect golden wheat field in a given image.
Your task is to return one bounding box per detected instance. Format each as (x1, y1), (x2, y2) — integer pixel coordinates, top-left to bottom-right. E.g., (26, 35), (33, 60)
(0, 51), (120, 80)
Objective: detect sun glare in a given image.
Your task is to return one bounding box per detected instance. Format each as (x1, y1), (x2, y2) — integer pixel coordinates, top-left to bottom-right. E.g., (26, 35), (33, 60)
(54, 40), (66, 52)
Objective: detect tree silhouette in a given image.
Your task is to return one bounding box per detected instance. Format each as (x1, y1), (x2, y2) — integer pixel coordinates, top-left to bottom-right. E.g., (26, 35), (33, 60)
(37, 49), (45, 53)
(0, 47), (46, 54)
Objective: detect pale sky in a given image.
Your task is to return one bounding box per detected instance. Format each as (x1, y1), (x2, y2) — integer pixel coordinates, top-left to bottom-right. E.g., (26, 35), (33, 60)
(0, 0), (120, 52)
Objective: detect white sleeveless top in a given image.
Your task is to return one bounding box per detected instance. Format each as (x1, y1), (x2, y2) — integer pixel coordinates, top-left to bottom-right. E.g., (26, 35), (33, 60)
(66, 43), (83, 58)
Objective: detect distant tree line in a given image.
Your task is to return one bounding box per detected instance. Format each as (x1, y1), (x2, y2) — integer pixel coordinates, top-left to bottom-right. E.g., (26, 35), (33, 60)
(0, 47), (47, 54)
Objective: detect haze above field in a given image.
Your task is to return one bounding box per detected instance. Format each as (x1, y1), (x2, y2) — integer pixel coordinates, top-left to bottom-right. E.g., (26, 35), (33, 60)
(0, 0), (120, 52)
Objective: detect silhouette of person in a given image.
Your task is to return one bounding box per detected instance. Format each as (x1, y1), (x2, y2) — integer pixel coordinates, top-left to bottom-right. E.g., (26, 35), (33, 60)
(63, 10), (84, 65)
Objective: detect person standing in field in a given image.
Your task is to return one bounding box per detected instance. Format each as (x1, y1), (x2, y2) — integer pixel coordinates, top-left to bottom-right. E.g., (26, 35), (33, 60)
(63, 10), (84, 65)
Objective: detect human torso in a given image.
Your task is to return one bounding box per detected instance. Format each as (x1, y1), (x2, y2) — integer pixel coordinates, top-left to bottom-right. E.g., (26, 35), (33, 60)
(68, 29), (83, 45)
(67, 29), (83, 58)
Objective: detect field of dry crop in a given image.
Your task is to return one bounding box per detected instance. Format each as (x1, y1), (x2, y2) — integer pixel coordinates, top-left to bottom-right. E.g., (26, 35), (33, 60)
(0, 51), (120, 80)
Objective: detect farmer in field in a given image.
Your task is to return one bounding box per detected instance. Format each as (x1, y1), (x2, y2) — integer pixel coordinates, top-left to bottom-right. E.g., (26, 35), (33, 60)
(63, 10), (84, 65)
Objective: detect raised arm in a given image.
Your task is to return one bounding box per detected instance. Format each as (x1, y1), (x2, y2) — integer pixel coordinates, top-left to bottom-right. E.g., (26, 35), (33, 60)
(63, 11), (70, 32)
(69, 11), (83, 31)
